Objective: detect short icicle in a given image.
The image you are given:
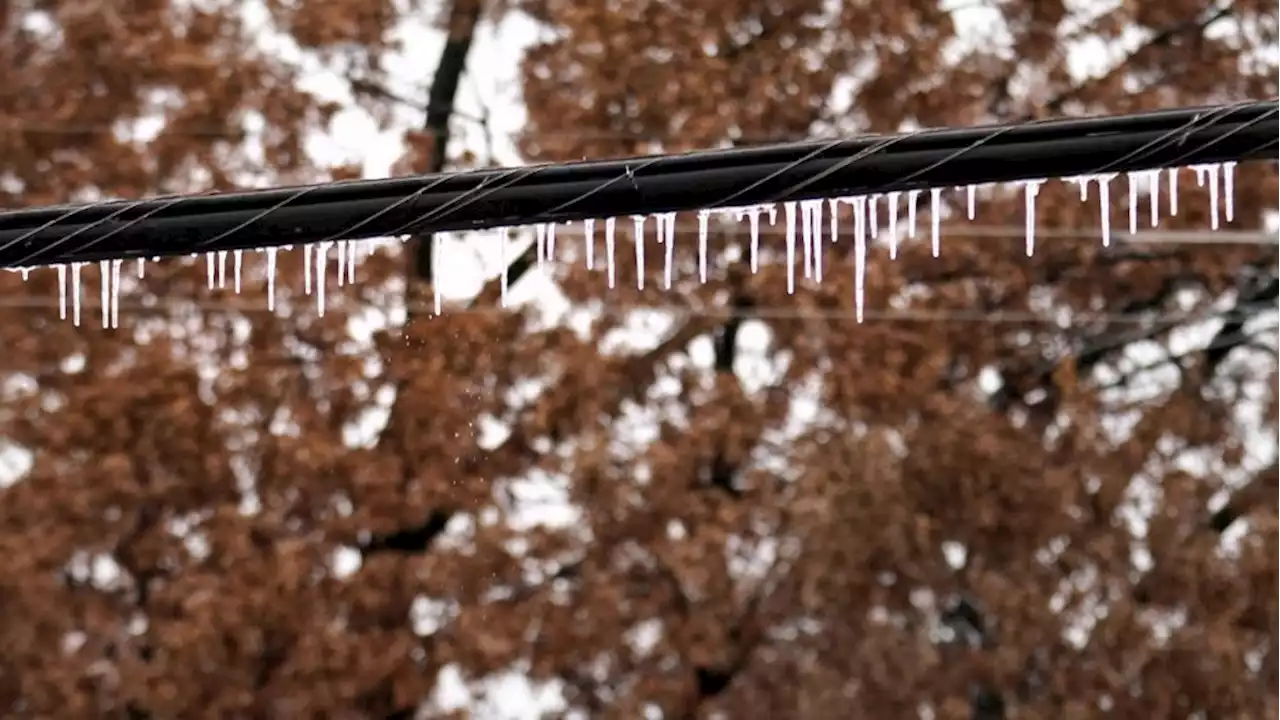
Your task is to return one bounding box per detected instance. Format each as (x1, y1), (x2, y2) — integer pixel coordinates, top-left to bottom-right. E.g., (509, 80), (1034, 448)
(1146, 170), (1160, 228)
(304, 245), (313, 295)
(1223, 161), (1236, 222)
(807, 200), (825, 283)
(800, 200), (814, 279)
(432, 235), (442, 315)
(584, 218), (596, 271)
(632, 216), (646, 290)
(1023, 180), (1042, 256)
(99, 260), (110, 329)
(110, 259), (121, 329)
(1127, 173), (1139, 235)
(660, 212), (676, 290)
(967, 185), (976, 220)
(745, 207), (762, 273)
(233, 250), (243, 293)
(929, 188), (943, 257)
(887, 192), (900, 260)
(853, 196), (867, 324)
(605, 217), (617, 288)
(1168, 168), (1179, 217)
(316, 242), (331, 316)
(697, 210), (710, 283)
(868, 195), (879, 241)
(217, 250), (228, 289)
(266, 247), (278, 311)
(784, 201), (798, 295)
(907, 190), (920, 238)
(206, 253), (216, 290)
(1206, 164), (1220, 230)
(136, 258), (146, 279)
(57, 265), (67, 320)
(499, 229), (509, 306)
(1098, 174), (1116, 246)
(336, 241), (347, 287)
(72, 264), (83, 327)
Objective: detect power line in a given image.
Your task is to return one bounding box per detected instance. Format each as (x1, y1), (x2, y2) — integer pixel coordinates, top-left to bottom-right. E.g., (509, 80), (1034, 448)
(0, 101), (1273, 269)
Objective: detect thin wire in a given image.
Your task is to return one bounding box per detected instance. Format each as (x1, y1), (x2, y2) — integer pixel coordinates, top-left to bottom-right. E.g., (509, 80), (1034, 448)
(0, 293), (1269, 326)
(0, 118), (899, 145)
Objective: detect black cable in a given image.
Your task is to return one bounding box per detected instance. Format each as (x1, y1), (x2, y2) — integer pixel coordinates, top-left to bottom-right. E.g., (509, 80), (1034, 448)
(0, 100), (1274, 269)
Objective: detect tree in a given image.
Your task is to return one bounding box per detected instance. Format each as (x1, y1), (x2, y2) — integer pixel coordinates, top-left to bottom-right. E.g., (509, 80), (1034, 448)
(0, 0), (1275, 718)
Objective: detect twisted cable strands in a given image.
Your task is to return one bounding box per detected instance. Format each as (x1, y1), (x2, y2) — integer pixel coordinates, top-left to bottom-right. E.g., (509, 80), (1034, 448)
(0, 100), (1274, 270)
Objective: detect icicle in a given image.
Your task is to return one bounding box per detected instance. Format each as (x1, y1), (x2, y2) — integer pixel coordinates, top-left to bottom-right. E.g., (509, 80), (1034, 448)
(547, 223), (558, 260)
(316, 242), (330, 316)
(1073, 176), (1090, 203)
(748, 208), (761, 273)
(907, 190), (920, 238)
(136, 258), (146, 279)
(784, 201), (797, 295)
(535, 224), (547, 265)
(584, 218), (596, 271)
(800, 200), (813, 279)
(605, 217), (617, 288)
(72, 263), (82, 327)
(631, 216), (646, 290)
(499, 229), (509, 306)
(1145, 170), (1160, 228)
(659, 212), (676, 290)
(110, 259), (121, 329)
(887, 193), (900, 260)
(929, 188), (942, 257)
(804, 200), (825, 283)
(1223, 161), (1236, 222)
(853, 196), (867, 323)
(1098, 174), (1115, 247)
(868, 195), (879, 240)
(336, 241), (347, 287)
(304, 246), (312, 295)
(19, 268), (28, 281)
(266, 247), (278, 311)
(1206, 164), (1220, 230)
(1023, 180), (1042, 256)
(206, 253), (216, 289)
(99, 260), (110, 328)
(57, 265), (67, 320)
(347, 240), (357, 284)
(1127, 173), (1139, 235)
(966, 185), (976, 220)
(697, 210), (710, 283)
(233, 250), (243, 293)
(828, 198), (841, 246)
(1168, 168), (1179, 217)
(1194, 166), (1206, 187)
(431, 235), (442, 315)
(217, 250), (227, 289)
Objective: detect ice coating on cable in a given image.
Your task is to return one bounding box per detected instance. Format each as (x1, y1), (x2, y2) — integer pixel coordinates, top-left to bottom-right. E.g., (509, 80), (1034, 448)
(10, 164), (1250, 328)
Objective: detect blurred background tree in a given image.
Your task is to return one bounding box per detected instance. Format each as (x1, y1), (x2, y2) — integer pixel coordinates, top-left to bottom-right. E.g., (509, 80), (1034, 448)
(0, 0), (1274, 717)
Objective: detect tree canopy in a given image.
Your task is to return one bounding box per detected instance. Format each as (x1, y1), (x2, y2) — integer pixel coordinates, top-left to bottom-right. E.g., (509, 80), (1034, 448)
(0, 0), (1275, 717)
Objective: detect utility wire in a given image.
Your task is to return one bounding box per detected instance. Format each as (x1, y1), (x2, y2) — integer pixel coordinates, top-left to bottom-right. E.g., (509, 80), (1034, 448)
(0, 293), (1270, 326)
(0, 101), (1273, 269)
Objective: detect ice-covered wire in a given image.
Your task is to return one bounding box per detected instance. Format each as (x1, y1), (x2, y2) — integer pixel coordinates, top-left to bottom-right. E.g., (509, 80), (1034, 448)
(0, 100), (1275, 269)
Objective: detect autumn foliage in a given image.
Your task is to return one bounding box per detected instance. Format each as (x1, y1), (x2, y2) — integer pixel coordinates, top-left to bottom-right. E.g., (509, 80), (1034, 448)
(0, 0), (1276, 717)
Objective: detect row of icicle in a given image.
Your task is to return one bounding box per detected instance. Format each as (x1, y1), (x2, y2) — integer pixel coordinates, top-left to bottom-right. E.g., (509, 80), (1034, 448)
(5, 162), (1239, 326)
